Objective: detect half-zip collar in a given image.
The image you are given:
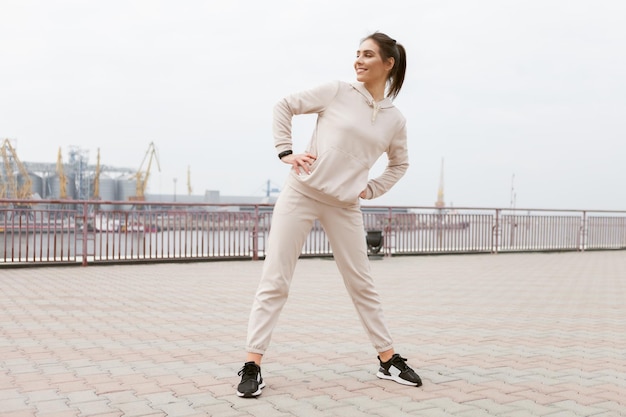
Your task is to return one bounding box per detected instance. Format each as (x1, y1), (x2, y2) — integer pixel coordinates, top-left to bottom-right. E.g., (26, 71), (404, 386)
(351, 82), (393, 124)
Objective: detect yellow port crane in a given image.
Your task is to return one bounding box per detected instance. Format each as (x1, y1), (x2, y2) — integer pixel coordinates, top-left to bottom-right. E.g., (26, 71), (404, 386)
(187, 165), (192, 195)
(435, 158), (445, 209)
(1, 138), (32, 200)
(56, 147), (68, 199)
(135, 142), (161, 200)
(0, 174), (5, 200)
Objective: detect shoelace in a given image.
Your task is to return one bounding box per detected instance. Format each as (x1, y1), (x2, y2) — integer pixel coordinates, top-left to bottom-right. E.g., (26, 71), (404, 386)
(390, 355), (410, 371)
(238, 363), (258, 379)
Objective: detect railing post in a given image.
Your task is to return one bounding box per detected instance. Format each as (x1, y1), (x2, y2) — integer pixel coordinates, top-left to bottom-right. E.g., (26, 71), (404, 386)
(385, 207), (393, 256)
(493, 209), (500, 254)
(580, 210), (587, 252)
(252, 205), (259, 260)
(81, 201), (89, 266)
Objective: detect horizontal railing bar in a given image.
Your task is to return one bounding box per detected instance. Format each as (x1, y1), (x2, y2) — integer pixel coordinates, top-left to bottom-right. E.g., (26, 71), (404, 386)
(1, 199), (625, 267)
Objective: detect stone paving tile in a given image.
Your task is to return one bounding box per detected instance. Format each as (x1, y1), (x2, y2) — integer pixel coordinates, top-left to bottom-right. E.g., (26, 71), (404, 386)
(36, 412), (79, 417)
(71, 399), (116, 416)
(1, 251), (626, 416)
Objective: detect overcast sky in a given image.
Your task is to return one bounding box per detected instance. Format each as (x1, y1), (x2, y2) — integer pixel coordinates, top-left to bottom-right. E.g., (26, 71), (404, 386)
(1, 0), (625, 210)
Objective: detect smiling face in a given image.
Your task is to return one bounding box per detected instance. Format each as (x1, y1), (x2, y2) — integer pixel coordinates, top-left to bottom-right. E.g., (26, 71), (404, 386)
(354, 38), (395, 87)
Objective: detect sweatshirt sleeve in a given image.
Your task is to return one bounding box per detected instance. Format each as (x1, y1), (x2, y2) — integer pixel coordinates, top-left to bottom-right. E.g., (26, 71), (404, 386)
(363, 118), (409, 199)
(273, 81), (340, 153)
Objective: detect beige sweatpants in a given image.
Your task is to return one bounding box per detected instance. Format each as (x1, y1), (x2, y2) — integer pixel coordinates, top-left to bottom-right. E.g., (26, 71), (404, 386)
(245, 185), (394, 355)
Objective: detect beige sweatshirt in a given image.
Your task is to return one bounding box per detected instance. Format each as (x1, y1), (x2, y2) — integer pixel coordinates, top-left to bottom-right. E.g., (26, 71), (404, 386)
(273, 80), (409, 207)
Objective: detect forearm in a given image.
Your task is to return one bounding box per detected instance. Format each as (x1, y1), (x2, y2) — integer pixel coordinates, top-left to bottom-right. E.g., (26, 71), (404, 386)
(362, 162), (409, 199)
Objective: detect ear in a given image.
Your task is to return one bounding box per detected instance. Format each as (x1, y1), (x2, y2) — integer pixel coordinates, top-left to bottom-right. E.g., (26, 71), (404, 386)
(384, 57), (395, 73)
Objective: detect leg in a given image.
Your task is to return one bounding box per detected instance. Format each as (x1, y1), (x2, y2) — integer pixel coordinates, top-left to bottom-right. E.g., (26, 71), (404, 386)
(245, 187), (316, 356)
(321, 205), (422, 387)
(246, 352), (263, 366)
(238, 188), (317, 398)
(319, 204), (394, 353)
(378, 348), (395, 363)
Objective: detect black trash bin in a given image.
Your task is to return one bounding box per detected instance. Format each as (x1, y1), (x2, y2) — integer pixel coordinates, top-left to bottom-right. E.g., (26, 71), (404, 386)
(366, 230), (383, 255)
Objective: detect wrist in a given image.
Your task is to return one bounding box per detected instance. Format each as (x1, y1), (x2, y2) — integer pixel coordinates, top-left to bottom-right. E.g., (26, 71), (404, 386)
(278, 150), (293, 160)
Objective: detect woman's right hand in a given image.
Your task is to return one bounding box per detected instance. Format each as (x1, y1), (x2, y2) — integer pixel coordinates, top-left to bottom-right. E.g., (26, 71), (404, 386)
(281, 152), (317, 175)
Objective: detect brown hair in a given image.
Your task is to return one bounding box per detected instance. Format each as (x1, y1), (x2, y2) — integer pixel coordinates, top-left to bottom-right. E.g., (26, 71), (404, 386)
(362, 32), (407, 100)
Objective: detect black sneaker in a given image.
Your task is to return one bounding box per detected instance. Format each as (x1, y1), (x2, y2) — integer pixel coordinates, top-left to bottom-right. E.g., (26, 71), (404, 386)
(236, 361), (265, 397)
(376, 354), (422, 387)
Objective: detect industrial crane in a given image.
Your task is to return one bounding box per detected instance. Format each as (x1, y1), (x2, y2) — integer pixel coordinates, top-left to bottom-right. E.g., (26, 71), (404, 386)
(0, 152), (7, 199)
(135, 142), (161, 200)
(187, 165), (192, 195)
(1, 138), (32, 200)
(56, 147), (68, 199)
(435, 158), (445, 209)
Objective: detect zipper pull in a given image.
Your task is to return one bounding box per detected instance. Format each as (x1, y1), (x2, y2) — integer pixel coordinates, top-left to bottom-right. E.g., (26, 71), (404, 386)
(371, 101), (380, 124)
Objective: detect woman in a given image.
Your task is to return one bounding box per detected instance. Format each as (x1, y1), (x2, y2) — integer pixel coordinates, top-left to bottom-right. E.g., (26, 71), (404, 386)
(237, 32), (422, 398)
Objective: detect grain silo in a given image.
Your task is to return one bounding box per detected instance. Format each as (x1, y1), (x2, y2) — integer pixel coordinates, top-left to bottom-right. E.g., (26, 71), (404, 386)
(116, 176), (137, 210)
(46, 174), (76, 199)
(28, 173), (44, 198)
(96, 175), (118, 211)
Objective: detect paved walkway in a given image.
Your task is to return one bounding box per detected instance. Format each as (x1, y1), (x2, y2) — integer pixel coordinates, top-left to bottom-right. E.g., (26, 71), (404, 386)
(1, 251), (625, 417)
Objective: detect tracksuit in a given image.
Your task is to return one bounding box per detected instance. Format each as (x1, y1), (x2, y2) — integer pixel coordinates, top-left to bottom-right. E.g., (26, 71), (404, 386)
(246, 80), (409, 355)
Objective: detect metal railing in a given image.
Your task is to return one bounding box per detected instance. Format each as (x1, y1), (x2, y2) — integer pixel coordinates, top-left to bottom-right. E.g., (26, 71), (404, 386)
(1, 199), (625, 266)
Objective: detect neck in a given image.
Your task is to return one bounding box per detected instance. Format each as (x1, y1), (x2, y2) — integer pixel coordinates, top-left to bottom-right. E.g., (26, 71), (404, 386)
(364, 81), (386, 102)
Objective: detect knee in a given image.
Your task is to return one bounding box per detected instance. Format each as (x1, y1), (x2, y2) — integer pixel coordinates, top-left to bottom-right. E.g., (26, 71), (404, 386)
(256, 276), (291, 302)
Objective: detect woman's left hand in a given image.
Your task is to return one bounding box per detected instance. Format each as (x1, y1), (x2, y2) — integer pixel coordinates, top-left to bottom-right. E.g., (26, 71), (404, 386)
(359, 189), (367, 199)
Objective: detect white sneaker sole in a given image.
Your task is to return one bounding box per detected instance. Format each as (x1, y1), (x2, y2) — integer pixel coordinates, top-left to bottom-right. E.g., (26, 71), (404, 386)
(376, 371), (419, 386)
